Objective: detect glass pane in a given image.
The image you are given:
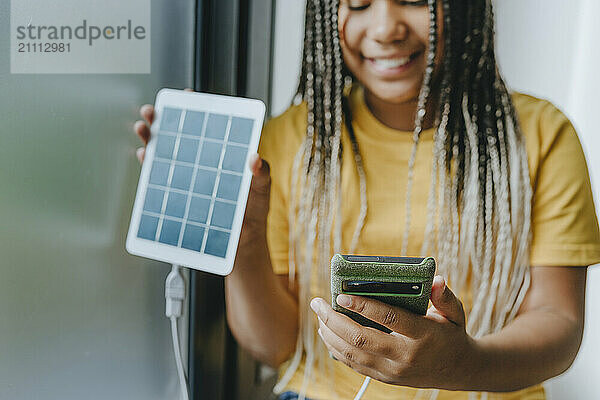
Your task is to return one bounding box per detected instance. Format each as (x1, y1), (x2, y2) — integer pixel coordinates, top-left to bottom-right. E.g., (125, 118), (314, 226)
(204, 229), (230, 258)
(160, 107), (182, 132)
(216, 173), (242, 201)
(176, 137), (200, 163)
(149, 160), (170, 186)
(205, 114), (229, 140)
(192, 169), (217, 196)
(181, 111), (205, 136)
(229, 117), (253, 144)
(165, 191), (187, 218)
(170, 165), (193, 190)
(188, 196), (211, 223)
(137, 214), (159, 240)
(143, 187), (165, 213)
(156, 134), (176, 159)
(211, 200), (235, 229)
(159, 219), (182, 246)
(199, 142), (222, 168)
(222, 145), (247, 173)
(181, 224), (205, 251)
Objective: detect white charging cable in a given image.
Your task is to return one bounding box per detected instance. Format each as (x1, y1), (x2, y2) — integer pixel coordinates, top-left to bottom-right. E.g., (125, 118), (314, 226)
(165, 264), (190, 400)
(166, 263), (368, 400)
(353, 376), (371, 400)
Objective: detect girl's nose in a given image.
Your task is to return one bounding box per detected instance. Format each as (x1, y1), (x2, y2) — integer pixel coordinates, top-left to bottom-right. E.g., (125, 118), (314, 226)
(367, 1), (409, 44)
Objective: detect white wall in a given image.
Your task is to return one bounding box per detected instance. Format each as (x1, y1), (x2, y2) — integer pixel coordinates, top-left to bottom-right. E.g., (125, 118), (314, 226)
(495, 0), (600, 398)
(271, 1), (600, 398)
(271, 0), (305, 116)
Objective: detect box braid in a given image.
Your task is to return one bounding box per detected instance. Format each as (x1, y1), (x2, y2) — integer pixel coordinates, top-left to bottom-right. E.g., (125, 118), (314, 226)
(275, 0), (532, 397)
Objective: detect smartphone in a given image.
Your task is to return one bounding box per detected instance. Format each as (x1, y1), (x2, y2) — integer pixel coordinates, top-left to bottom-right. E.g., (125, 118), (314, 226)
(330, 254), (436, 333)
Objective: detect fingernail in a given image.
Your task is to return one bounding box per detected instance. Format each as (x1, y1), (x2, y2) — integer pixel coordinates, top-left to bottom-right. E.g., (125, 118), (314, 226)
(437, 276), (446, 292)
(310, 298), (319, 313)
(336, 294), (351, 308)
(248, 153), (257, 168)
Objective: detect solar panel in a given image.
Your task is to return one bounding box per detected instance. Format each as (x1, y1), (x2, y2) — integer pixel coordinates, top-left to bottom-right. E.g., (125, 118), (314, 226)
(127, 89), (265, 275)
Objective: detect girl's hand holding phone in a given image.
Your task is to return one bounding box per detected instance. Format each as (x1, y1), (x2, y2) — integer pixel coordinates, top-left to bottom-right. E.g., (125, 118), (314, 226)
(310, 276), (476, 390)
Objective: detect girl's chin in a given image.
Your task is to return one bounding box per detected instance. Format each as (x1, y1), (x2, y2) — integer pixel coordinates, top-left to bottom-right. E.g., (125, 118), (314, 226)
(365, 85), (422, 105)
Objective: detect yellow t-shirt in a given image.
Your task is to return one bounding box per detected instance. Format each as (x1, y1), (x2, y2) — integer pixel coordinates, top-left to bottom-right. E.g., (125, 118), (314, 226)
(257, 85), (600, 400)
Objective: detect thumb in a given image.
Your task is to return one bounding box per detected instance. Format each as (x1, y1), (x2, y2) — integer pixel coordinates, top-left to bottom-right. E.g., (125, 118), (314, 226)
(244, 153), (271, 227)
(429, 276), (465, 326)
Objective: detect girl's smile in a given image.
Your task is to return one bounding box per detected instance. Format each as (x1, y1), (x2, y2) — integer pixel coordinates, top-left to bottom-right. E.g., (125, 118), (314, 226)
(364, 50), (424, 78)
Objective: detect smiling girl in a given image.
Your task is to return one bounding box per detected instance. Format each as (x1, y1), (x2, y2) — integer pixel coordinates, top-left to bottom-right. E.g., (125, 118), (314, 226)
(134, 0), (600, 399)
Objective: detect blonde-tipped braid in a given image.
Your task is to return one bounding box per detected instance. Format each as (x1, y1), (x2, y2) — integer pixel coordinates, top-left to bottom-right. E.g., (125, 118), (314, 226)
(274, 0), (533, 399)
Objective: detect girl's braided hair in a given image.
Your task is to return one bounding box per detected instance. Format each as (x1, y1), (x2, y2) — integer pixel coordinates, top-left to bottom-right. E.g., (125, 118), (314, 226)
(274, 1), (532, 397)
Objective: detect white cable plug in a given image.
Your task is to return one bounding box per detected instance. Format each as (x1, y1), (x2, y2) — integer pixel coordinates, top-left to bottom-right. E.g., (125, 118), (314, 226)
(353, 376), (371, 400)
(166, 264), (185, 318)
(165, 264), (190, 400)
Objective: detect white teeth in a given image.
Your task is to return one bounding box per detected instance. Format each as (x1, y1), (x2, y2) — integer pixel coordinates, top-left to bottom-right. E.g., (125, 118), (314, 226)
(372, 56), (411, 69)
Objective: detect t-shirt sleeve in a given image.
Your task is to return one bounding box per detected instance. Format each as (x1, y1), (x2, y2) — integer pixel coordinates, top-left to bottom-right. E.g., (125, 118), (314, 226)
(257, 107), (304, 275)
(526, 101), (600, 267)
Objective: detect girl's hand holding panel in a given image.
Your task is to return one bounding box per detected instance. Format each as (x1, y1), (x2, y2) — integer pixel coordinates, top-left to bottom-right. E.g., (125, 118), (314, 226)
(239, 154), (271, 239)
(310, 276), (476, 390)
(133, 104), (154, 163)
(133, 88), (193, 163)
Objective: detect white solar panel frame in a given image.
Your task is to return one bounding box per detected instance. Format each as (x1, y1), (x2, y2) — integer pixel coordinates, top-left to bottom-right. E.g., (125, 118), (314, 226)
(126, 88), (265, 275)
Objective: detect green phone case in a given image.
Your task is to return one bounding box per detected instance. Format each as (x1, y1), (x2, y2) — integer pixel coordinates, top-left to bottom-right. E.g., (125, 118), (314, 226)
(330, 254), (436, 332)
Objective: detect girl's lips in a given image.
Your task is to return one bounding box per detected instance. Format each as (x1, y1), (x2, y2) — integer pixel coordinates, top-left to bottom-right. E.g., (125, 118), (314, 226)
(365, 51), (423, 77)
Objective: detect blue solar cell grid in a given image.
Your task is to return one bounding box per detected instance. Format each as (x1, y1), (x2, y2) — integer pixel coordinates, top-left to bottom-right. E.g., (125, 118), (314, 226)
(138, 107), (254, 258)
